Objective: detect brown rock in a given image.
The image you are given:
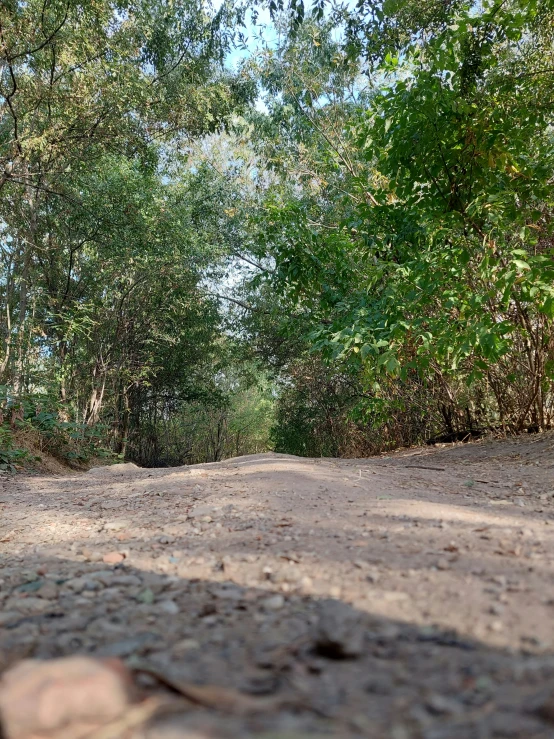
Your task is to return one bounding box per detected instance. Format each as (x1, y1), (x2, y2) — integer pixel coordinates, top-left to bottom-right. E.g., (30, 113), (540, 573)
(103, 551), (125, 565)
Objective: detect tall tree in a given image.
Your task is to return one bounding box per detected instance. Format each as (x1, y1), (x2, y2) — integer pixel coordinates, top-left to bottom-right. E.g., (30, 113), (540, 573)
(0, 0), (252, 392)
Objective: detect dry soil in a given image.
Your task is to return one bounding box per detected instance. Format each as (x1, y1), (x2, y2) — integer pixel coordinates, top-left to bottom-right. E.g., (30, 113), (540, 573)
(2, 434), (554, 738)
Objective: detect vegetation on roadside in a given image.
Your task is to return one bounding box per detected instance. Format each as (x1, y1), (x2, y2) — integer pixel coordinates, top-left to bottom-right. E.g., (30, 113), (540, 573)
(1, 0), (553, 469)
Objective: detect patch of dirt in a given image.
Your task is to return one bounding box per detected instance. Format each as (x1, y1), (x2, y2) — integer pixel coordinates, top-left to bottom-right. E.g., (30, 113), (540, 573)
(1, 434), (554, 737)
(11, 430), (115, 476)
(11, 432), (75, 476)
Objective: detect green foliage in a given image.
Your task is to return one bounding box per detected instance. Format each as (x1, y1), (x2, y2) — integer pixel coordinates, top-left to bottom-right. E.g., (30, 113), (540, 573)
(245, 2), (554, 452)
(4, 0), (554, 469)
(0, 0), (268, 469)
(128, 362), (275, 467)
(0, 426), (29, 472)
(0, 387), (120, 466)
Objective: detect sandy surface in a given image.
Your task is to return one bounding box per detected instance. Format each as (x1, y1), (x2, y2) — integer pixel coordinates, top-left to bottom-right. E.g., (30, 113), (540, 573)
(2, 434), (554, 737)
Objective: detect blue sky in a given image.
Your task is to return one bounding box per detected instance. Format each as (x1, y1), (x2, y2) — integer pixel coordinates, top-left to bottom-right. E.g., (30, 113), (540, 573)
(219, 3), (277, 70)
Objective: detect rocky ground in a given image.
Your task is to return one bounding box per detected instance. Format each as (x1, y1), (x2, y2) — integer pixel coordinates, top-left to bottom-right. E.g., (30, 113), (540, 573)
(2, 433), (554, 738)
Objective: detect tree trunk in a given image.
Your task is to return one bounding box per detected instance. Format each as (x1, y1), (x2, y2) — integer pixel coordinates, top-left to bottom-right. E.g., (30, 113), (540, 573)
(13, 183), (38, 395)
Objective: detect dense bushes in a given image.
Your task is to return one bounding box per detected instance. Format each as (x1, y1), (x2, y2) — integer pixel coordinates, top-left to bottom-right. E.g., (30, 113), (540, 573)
(127, 381), (274, 467)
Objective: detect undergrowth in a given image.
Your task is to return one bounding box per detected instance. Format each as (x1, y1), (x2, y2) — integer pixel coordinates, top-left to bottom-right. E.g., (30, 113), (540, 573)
(0, 388), (121, 472)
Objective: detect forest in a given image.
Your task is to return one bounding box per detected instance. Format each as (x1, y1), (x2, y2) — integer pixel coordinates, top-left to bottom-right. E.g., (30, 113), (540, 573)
(1, 0), (554, 471)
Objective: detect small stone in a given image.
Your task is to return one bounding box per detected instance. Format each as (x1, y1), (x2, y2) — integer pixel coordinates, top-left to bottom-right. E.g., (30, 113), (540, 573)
(37, 582), (58, 600)
(382, 591), (409, 602)
(426, 693), (463, 715)
(136, 588), (155, 605)
(103, 552), (125, 565)
(174, 638), (200, 653)
(89, 570), (117, 585)
(99, 587), (123, 601)
(101, 500), (126, 510)
(0, 656), (133, 737)
(65, 577), (99, 594)
(16, 580), (43, 594)
(158, 600), (179, 615)
(97, 634), (161, 658)
(10, 597), (50, 614)
(365, 674), (394, 695)
(262, 594), (285, 610)
(436, 558), (450, 571)
(104, 520), (130, 532)
(189, 505), (214, 518)
(110, 575), (141, 587)
(0, 612), (19, 627)
(240, 672), (280, 696)
(315, 599), (365, 659)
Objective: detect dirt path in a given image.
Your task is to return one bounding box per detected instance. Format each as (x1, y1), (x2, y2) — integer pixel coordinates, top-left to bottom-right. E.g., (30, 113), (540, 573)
(2, 434), (554, 738)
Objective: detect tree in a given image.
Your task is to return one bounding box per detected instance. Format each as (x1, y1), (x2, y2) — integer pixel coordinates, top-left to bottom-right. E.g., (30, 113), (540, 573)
(244, 1), (554, 451)
(0, 0), (266, 466)
(0, 0), (252, 391)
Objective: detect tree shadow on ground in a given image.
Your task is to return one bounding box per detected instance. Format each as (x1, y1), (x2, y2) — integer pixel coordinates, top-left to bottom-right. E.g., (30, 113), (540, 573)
(1, 555), (554, 739)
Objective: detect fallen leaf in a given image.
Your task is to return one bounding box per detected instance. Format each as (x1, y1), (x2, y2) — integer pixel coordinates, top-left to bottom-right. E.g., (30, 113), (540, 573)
(0, 656), (135, 738)
(86, 696), (170, 739)
(129, 660), (286, 715)
(495, 546), (522, 557)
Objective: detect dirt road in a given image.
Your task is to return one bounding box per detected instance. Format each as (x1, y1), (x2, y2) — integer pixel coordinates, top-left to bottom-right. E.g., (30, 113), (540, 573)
(2, 434), (554, 737)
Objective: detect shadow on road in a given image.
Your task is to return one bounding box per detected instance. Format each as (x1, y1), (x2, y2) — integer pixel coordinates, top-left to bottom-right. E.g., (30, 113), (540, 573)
(1, 554), (554, 739)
